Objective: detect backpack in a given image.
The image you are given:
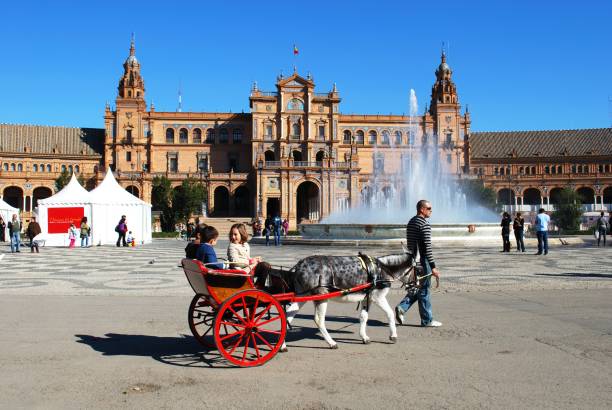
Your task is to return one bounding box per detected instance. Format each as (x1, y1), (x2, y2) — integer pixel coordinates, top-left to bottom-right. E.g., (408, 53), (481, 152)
(115, 224), (121, 233)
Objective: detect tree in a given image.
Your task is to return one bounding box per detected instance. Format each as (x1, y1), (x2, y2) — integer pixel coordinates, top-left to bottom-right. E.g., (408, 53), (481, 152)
(552, 188), (583, 231)
(55, 170), (85, 192)
(458, 180), (498, 212)
(151, 176), (175, 231)
(172, 178), (207, 222)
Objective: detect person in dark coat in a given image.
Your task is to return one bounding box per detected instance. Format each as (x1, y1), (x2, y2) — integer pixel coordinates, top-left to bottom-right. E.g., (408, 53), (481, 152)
(0, 216), (5, 242)
(500, 212), (511, 252)
(26, 217), (42, 253)
(115, 215), (128, 247)
(513, 212), (525, 252)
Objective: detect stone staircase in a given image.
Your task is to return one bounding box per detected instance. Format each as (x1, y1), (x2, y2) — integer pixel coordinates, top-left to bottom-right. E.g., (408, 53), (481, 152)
(197, 217), (253, 237)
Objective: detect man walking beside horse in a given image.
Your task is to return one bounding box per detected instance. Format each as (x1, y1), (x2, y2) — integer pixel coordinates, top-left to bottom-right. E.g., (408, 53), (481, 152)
(395, 199), (442, 327)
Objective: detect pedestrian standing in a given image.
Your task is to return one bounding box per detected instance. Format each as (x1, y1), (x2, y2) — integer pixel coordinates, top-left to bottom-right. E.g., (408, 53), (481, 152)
(273, 214), (282, 246)
(513, 212), (526, 252)
(534, 208), (550, 255)
(0, 216), (6, 242)
(9, 214), (21, 253)
(115, 215), (128, 247)
(26, 217), (42, 253)
(68, 223), (78, 248)
(282, 219), (289, 236)
(395, 199), (442, 327)
(80, 217), (90, 248)
(500, 212), (511, 252)
(596, 211), (609, 247)
(264, 216), (272, 246)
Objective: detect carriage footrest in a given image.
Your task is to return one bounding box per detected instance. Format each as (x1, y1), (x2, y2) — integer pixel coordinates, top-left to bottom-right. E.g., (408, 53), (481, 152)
(273, 292), (295, 302)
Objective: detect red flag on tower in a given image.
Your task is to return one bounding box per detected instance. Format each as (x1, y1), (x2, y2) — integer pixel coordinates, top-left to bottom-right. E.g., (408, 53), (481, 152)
(293, 44), (299, 55)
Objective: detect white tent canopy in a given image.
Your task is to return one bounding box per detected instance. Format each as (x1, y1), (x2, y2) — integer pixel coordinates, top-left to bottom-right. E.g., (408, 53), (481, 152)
(89, 170), (152, 246)
(36, 174), (93, 246)
(0, 197), (18, 240)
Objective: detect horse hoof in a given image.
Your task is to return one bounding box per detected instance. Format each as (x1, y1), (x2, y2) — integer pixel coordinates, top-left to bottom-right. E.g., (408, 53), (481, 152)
(362, 339), (371, 345)
(330, 344), (338, 350)
(389, 336), (397, 343)
(280, 346), (288, 353)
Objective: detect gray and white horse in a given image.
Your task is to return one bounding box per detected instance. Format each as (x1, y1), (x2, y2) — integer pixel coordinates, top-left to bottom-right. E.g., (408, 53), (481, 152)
(279, 253), (414, 350)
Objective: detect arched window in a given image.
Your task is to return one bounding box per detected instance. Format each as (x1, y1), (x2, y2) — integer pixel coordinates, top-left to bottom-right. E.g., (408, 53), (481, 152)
(368, 130), (377, 144)
(292, 123), (301, 137)
(381, 131), (390, 145)
(165, 128), (175, 143)
(61, 165), (67, 172)
(519, 166), (524, 175)
(75, 165), (80, 173)
(233, 129), (243, 143)
(206, 129), (215, 143)
(47, 164), (52, 172)
(531, 166), (536, 174)
(17, 163), (23, 172)
(287, 98), (304, 110)
(10, 163), (15, 171)
(356, 130), (364, 144)
(179, 128), (188, 143)
(40, 163), (44, 172)
(545, 166), (550, 174)
(343, 130), (352, 144)
(2, 163), (7, 171)
(68, 165), (73, 173)
(192, 128), (202, 144)
(33, 164), (38, 172)
(219, 128), (229, 143)
(395, 131), (402, 145)
(557, 165), (562, 174)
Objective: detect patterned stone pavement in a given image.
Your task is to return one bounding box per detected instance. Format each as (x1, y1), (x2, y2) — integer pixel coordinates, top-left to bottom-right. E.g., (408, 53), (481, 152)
(0, 239), (611, 295)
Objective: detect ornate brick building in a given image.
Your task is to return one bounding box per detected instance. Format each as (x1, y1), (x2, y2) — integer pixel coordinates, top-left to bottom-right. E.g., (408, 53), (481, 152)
(1, 39), (610, 225)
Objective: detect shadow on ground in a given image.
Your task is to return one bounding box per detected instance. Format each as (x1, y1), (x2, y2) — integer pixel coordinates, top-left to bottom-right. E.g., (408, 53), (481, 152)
(75, 318), (370, 369)
(535, 272), (612, 279)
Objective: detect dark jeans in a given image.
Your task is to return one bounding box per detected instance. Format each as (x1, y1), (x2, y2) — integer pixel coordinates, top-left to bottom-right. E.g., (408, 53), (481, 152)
(116, 231), (127, 247)
(598, 228), (607, 246)
(536, 231), (548, 254)
(29, 237), (39, 253)
(514, 230), (525, 252)
(274, 229), (281, 246)
(502, 233), (511, 252)
(396, 259), (433, 326)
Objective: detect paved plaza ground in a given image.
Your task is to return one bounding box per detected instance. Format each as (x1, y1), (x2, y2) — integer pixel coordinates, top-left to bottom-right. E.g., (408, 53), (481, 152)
(0, 239), (611, 409)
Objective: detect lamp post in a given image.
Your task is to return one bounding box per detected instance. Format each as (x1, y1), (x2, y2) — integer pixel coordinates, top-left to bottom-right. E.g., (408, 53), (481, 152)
(199, 158), (207, 217)
(257, 159), (264, 218)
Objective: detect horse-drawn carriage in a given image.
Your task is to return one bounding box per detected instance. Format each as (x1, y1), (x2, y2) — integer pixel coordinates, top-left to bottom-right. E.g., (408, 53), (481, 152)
(182, 252), (417, 367)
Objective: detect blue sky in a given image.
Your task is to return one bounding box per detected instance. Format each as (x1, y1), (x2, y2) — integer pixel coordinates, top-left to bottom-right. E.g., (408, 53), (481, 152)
(1, 0), (611, 131)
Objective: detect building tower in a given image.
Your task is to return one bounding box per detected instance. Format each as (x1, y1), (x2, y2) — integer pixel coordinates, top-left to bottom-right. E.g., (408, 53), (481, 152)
(104, 35), (148, 179)
(428, 51), (469, 174)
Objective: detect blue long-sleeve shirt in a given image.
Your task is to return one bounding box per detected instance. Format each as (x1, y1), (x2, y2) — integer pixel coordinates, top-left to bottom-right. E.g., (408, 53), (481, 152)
(196, 243), (223, 269)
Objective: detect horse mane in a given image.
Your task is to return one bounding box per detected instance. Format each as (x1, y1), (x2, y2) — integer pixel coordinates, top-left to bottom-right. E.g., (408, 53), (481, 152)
(376, 253), (413, 269)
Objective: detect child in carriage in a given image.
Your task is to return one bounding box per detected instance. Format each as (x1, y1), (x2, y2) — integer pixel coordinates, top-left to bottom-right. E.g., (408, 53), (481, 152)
(227, 223), (261, 272)
(196, 226), (223, 269)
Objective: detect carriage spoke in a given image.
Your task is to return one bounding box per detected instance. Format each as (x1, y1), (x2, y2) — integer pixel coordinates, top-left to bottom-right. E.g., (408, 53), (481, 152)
(253, 303), (273, 323)
(227, 305), (248, 326)
(250, 296), (260, 322)
(220, 329), (244, 342)
(228, 332), (246, 355)
(241, 335), (250, 362)
(219, 320), (245, 328)
(251, 333), (261, 359)
(255, 316), (281, 327)
(254, 332), (275, 350)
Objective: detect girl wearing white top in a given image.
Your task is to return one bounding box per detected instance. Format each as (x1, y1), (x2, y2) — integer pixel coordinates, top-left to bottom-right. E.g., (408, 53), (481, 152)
(68, 223), (78, 248)
(227, 223), (261, 272)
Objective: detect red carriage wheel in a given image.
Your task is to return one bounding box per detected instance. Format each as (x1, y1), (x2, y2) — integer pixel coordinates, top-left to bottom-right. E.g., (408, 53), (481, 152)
(188, 294), (216, 348)
(214, 290), (287, 367)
